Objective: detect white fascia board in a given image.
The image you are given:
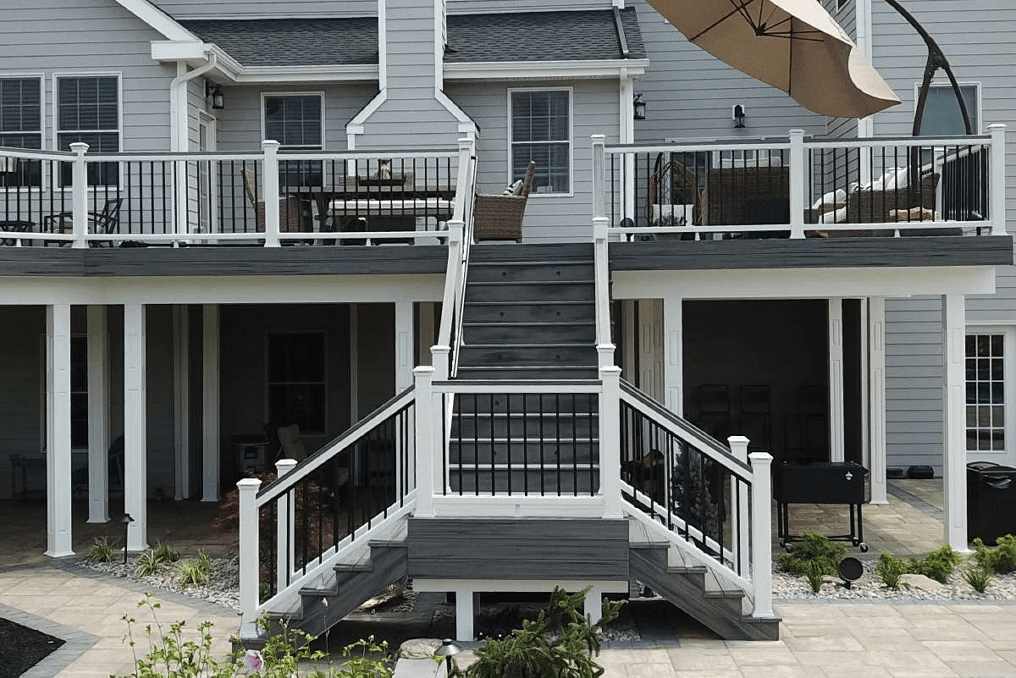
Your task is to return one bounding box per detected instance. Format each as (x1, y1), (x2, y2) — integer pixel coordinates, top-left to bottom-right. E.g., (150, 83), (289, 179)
(115, 0), (198, 41)
(444, 59), (648, 81)
(236, 65), (379, 84)
(611, 266), (997, 300)
(151, 41), (210, 62)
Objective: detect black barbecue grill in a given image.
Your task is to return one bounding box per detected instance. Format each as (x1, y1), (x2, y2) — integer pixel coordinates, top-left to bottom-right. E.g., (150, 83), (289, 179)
(774, 460), (869, 552)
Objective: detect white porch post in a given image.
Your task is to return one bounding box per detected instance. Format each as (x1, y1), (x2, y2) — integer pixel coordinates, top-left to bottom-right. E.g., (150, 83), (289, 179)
(124, 303), (148, 551)
(788, 129), (806, 240)
(275, 458), (297, 595)
(599, 366), (622, 519)
(86, 305), (111, 523)
(45, 304), (74, 557)
(989, 124), (1007, 236)
(202, 304), (221, 502)
(414, 366), (435, 518)
(173, 305), (190, 500)
(663, 296), (683, 416)
(749, 451), (775, 618)
(868, 297), (888, 504)
(828, 298), (845, 462)
(262, 140), (281, 248)
(729, 436), (750, 578)
(237, 477), (262, 640)
(942, 294), (968, 551)
(395, 300), (413, 390)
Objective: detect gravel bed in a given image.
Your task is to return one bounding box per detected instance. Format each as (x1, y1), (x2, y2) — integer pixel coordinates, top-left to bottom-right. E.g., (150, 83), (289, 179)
(80, 555), (241, 611)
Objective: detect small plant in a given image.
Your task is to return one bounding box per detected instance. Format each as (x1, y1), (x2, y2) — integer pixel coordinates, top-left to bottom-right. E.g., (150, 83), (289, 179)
(907, 545), (961, 584)
(972, 535), (1016, 574)
(134, 550), (165, 578)
(875, 552), (908, 590)
(336, 635), (393, 678)
(778, 531), (848, 579)
(88, 536), (115, 563)
(197, 549), (213, 573)
(178, 560), (209, 587)
(964, 564), (993, 593)
(153, 541), (180, 563)
(803, 560), (826, 593)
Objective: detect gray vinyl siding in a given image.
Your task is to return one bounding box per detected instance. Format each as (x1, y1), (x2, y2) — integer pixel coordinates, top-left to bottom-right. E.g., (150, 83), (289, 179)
(872, 1), (1016, 472)
(447, 78), (620, 243)
(151, 0), (376, 19)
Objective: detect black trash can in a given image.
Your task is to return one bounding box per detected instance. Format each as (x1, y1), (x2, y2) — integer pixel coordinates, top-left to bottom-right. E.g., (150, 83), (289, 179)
(967, 462), (1016, 545)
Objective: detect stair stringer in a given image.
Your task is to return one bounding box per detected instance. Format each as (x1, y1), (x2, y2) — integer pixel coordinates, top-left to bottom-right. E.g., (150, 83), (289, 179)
(625, 501), (781, 641)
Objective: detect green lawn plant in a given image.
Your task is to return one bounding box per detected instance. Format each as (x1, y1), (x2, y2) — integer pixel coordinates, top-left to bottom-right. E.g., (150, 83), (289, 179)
(906, 545), (961, 584)
(449, 587), (623, 678)
(87, 536), (115, 563)
(972, 534), (1016, 574)
(778, 530), (848, 581)
(875, 552), (908, 590)
(964, 564), (993, 593)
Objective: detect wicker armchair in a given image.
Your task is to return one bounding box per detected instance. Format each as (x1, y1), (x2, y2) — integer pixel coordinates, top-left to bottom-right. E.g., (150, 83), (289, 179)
(474, 161), (535, 242)
(242, 168), (308, 233)
(819, 172), (941, 237)
(703, 166), (790, 226)
(647, 155), (702, 227)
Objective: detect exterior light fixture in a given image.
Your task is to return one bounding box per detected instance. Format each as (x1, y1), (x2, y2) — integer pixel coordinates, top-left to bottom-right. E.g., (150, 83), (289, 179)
(206, 83), (225, 111)
(633, 93), (647, 121)
(435, 638), (463, 675)
(733, 104), (746, 128)
(122, 513), (134, 564)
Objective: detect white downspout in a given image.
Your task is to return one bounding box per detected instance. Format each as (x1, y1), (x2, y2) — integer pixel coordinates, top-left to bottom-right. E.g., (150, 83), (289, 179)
(169, 51), (218, 152)
(856, 0), (874, 140)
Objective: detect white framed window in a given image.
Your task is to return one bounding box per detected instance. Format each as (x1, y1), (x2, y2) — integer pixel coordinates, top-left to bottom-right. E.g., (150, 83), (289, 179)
(267, 331), (327, 435)
(262, 93), (324, 187)
(966, 327), (1015, 462)
(918, 82), (980, 136)
(0, 76), (43, 187)
(509, 88), (572, 195)
(55, 74), (121, 186)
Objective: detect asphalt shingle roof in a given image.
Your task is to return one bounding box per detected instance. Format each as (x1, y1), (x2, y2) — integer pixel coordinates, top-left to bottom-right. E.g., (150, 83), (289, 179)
(179, 8), (644, 69)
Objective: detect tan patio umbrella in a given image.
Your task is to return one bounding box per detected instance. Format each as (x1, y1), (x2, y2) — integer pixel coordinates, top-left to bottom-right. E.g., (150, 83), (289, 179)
(646, 0), (900, 118)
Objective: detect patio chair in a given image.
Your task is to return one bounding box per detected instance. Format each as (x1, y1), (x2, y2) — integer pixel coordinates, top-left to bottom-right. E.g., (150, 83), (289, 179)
(473, 161), (535, 242)
(646, 154), (702, 232)
(242, 168), (309, 234)
(702, 165), (790, 228)
(42, 197), (123, 247)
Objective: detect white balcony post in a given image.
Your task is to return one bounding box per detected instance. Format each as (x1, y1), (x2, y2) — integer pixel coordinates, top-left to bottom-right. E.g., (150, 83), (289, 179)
(599, 366), (623, 519)
(868, 297), (888, 504)
(237, 477), (262, 639)
(728, 436), (750, 579)
(414, 366), (436, 517)
(275, 458), (298, 595)
(788, 129), (806, 240)
(592, 135), (613, 369)
(262, 140), (281, 247)
(70, 142), (89, 249)
(431, 344), (450, 383)
(124, 303), (148, 552)
(591, 135), (606, 221)
(989, 124), (1007, 236)
(749, 451), (774, 618)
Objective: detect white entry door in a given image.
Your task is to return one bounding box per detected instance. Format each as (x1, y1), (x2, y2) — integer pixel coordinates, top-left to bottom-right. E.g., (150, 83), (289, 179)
(966, 326), (1016, 467)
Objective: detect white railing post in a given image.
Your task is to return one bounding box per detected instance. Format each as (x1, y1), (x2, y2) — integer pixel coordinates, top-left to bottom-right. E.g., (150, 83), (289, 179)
(262, 140), (281, 247)
(591, 135), (614, 370)
(431, 345), (450, 383)
(414, 366), (436, 517)
(175, 157), (189, 238)
(788, 130), (806, 240)
(599, 366), (623, 519)
(749, 451), (774, 618)
(237, 477), (262, 637)
(728, 436), (750, 580)
(591, 135), (606, 221)
(70, 142), (89, 249)
(989, 124), (1007, 236)
(274, 458), (298, 595)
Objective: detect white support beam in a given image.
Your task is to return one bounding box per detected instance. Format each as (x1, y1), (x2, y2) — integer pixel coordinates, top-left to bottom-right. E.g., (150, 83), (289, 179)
(202, 305), (221, 502)
(173, 305), (190, 500)
(455, 588), (475, 642)
(86, 305), (111, 523)
(45, 304), (74, 557)
(395, 300), (413, 391)
(124, 303), (148, 551)
(942, 294), (968, 551)
(663, 296), (683, 416)
(868, 297), (888, 504)
(828, 298), (845, 463)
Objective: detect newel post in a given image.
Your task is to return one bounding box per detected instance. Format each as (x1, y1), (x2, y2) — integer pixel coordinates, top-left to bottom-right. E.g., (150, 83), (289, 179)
(788, 129), (806, 240)
(414, 366), (436, 517)
(70, 142), (89, 249)
(728, 436), (750, 580)
(262, 140), (281, 247)
(749, 451), (775, 618)
(989, 124), (1007, 236)
(237, 477), (262, 637)
(599, 366), (623, 519)
(274, 458), (297, 595)
(431, 344), (450, 383)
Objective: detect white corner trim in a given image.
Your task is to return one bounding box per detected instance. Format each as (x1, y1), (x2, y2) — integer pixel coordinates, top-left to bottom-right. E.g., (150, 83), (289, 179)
(115, 0), (198, 42)
(347, 89), (388, 135)
(435, 90), (476, 130)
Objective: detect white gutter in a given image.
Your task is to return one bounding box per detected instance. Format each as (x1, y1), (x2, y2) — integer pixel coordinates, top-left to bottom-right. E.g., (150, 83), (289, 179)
(169, 51), (218, 152)
(856, 0), (875, 139)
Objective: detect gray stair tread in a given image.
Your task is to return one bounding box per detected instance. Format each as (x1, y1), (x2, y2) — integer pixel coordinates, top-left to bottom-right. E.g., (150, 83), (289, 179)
(703, 589), (746, 600)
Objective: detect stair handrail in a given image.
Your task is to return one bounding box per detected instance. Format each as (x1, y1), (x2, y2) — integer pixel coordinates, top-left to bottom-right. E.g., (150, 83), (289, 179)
(434, 137), (478, 380)
(591, 135), (614, 369)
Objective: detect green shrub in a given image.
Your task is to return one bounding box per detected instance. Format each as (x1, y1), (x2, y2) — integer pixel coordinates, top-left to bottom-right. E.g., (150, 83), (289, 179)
(964, 564), (993, 593)
(972, 535), (1016, 575)
(778, 531), (848, 578)
(135, 550), (164, 578)
(875, 553), (908, 590)
(907, 545), (961, 584)
(153, 541), (180, 563)
(88, 536), (115, 563)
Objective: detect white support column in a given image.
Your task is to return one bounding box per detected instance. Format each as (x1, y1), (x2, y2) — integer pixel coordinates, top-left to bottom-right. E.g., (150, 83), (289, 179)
(237, 477), (262, 640)
(86, 305), (111, 523)
(173, 305), (190, 501)
(788, 129), (806, 240)
(454, 587), (475, 642)
(663, 296), (683, 416)
(729, 436), (750, 579)
(942, 294), (968, 551)
(584, 586), (604, 625)
(749, 451), (774, 619)
(262, 140), (281, 248)
(395, 300), (414, 391)
(828, 298), (845, 462)
(275, 458), (297, 595)
(124, 303), (148, 552)
(599, 366), (622, 519)
(868, 297), (888, 504)
(45, 304), (74, 557)
(202, 304), (221, 502)
(414, 366), (436, 518)
(70, 143), (89, 249)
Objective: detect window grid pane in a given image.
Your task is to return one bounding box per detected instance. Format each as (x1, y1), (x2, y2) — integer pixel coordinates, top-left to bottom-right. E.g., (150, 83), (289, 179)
(511, 90), (569, 194)
(0, 78), (43, 187)
(966, 332), (1006, 452)
(267, 332), (327, 435)
(57, 77), (119, 186)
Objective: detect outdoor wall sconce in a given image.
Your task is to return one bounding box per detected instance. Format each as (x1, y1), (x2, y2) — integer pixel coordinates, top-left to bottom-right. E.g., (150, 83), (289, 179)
(206, 83), (225, 111)
(633, 93), (647, 121)
(732, 104), (746, 128)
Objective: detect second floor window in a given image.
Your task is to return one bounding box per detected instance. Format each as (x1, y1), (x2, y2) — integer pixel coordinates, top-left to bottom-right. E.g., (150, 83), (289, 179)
(510, 89), (571, 194)
(921, 83), (979, 136)
(57, 76), (120, 185)
(0, 77), (43, 187)
(264, 94), (323, 187)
